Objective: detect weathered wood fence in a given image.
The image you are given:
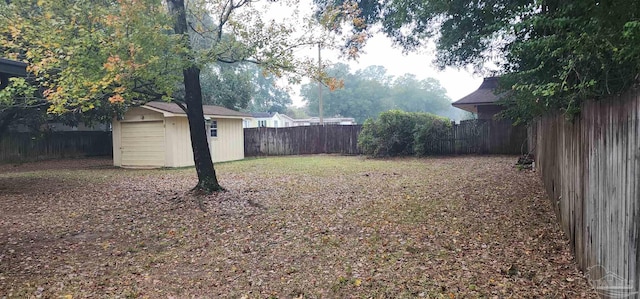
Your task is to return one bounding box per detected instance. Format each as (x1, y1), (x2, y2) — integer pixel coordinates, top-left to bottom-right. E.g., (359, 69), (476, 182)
(430, 119), (527, 155)
(530, 88), (640, 298)
(0, 131), (112, 163)
(244, 125), (362, 156)
(244, 120), (527, 157)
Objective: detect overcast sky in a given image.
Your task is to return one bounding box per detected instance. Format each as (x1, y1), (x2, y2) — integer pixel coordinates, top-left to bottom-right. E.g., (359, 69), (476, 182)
(337, 34), (483, 101)
(289, 34), (483, 107)
(262, 1), (485, 107)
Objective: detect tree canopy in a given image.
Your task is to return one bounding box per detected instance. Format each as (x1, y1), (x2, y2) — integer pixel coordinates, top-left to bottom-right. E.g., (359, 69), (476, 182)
(199, 62), (292, 113)
(300, 63), (458, 123)
(0, 0), (354, 192)
(319, 0), (640, 122)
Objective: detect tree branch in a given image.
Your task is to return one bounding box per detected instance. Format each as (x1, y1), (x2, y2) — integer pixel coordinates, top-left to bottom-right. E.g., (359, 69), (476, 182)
(172, 98), (188, 112)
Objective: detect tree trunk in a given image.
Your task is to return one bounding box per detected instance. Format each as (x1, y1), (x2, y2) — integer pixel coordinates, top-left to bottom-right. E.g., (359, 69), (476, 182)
(168, 0), (224, 193)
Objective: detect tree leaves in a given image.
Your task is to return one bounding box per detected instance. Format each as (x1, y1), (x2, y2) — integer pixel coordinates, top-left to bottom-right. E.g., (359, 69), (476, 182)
(318, 0), (640, 122)
(0, 0), (357, 120)
(1, 0), (185, 115)
(301, 63), (454, 123)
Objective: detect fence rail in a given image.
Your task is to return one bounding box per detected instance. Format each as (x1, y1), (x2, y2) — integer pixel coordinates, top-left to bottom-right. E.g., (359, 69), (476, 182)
(530, 88), (640, 297)
(0, 131), (112, 163)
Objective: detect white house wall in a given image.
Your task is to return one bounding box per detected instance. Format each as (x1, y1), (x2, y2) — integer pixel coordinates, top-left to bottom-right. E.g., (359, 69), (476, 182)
(246, 113), (295, 128)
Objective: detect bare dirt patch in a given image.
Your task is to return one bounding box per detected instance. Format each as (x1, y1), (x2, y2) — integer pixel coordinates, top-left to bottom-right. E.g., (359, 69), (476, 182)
(0, 156), (596, 298)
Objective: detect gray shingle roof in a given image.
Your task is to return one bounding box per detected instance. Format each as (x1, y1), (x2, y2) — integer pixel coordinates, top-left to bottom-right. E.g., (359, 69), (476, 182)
(251, 112), (274, 118)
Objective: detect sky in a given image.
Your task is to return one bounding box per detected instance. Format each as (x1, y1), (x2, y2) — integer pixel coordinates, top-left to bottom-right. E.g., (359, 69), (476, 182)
(261, 1), (485, 107)
(333, 34), (483, 102)
(289, 34), (483, 107)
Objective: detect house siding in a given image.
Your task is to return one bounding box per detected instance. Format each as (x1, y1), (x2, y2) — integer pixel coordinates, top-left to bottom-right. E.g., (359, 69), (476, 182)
(165, 117), (194, 167)
(210, 118), (244, 162)
(476, 104), (504, 120)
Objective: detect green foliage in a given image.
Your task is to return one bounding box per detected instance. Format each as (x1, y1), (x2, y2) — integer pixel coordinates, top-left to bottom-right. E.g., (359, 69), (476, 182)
(413, 113), (453, 156)
(285, 106), (310, 119)
(0, 77), (36, 107)
(358, 110), (451, 157)
(246, 65), (292, 113)
(301, 63), (452, 123)
(1, 0), (184, 115)
(0, 0), (338, 122)
(390, 74), (450, 114)
(200, 63), (254, 111)
(319, 0), (640, 122)
(302, 63), (391, 123)
(199, 62), (292, 112)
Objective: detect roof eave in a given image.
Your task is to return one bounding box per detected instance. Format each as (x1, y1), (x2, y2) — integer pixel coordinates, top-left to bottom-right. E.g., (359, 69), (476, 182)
(141, 104), (250, 119)
(141, 105), (179, 117)
(0, 58), (28, 77)
(204, 114), (250, 119)
(451, 103), (477, 113)
(452, 102), (504, 113)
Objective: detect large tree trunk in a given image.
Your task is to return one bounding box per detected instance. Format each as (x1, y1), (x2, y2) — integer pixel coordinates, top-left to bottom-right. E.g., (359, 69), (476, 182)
(168, 0), (224, 193)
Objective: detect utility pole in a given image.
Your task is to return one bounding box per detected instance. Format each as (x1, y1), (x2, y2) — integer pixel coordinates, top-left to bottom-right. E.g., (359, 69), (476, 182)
(318, 43), (323, 126)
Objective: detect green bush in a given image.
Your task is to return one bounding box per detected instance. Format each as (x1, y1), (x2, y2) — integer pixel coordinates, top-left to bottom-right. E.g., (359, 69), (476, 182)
(413, 114), (453, 155)
(358, 110), (452, 157)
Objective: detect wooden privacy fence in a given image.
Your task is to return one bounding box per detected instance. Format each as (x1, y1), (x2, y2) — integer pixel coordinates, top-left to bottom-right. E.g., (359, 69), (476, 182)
(429, 119), (527, 155)
(0, 131), (112, 162)
(530, 88), (640, 297)
(244, 120), (527, 157)
(244, 125), (362, 156)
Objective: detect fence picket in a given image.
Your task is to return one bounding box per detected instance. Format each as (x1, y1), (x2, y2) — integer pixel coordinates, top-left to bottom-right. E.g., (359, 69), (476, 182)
(0, 131), (112, 162)
(530, 88), (640, 296)
(244, 120), (527, 157)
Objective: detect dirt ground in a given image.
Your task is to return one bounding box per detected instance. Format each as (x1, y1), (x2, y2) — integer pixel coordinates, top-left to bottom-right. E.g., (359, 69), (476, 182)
(0, 156), (596, 298)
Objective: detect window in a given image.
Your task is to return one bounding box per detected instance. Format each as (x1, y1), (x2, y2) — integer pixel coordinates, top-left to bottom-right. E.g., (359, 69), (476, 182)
(285, 122), (290, 127)
(258, 120), (267, 127)
(274, 120), (279, 128)
(210, 120), (218, 137)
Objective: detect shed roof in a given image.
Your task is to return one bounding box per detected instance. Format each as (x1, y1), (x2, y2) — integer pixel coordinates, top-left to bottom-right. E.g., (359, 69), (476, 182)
(0, 58), (28, 90)
(0, 58), (28, 77)
(143, 101), (251, 118)
(451, 77), (510, 113)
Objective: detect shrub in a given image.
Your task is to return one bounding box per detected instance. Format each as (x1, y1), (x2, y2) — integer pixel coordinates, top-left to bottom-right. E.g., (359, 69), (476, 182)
(413, 114), (452, 156)
(358, 110), (451, 157)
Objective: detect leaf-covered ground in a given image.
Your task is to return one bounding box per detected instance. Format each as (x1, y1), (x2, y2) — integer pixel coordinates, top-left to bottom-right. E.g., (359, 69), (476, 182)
(0, 156), (596, 298)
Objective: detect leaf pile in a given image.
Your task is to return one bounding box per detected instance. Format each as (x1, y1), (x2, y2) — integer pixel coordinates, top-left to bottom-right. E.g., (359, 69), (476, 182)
(0, 156), (596, 298)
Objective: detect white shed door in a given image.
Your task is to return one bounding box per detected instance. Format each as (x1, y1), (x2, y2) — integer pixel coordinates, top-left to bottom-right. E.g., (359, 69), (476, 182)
(121, 121), (165, 167)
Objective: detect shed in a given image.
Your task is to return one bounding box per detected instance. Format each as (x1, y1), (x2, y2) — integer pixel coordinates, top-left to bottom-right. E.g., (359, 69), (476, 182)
(452, 77), (510, 120)
(112, 101), (251, 168)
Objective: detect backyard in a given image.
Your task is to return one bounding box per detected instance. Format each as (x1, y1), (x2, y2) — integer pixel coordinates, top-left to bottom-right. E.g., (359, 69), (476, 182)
(0, 156), (595, 298)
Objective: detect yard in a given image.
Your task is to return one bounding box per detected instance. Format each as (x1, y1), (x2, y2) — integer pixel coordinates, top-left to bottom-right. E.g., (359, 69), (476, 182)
(0, 156), (595, 298)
